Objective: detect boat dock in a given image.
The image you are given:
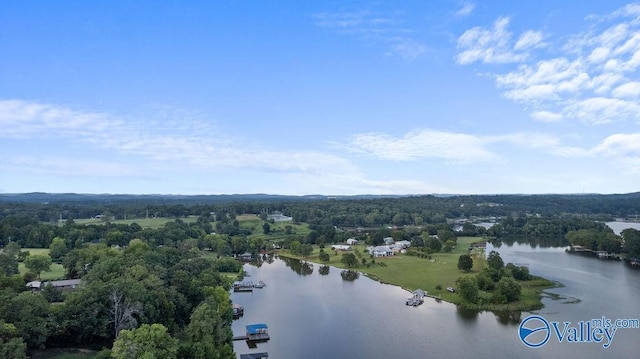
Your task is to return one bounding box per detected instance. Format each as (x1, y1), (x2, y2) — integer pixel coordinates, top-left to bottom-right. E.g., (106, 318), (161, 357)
(233, 281), (254, 292)
(406, 289), (426, 306)
(239, 353), (269, 359)
(233, 323), (270, 342)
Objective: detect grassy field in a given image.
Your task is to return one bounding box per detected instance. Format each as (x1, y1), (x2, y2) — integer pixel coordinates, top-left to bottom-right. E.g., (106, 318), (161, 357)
(30, 348), (98, 359)
(281, 236), (555, 310)
(18, 248), (65, 280)
(236, 214), (311, 242)
(71, 216), (198, 229)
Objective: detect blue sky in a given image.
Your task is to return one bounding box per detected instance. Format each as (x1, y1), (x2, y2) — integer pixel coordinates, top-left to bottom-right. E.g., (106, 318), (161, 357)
(2, 1), (640, 195)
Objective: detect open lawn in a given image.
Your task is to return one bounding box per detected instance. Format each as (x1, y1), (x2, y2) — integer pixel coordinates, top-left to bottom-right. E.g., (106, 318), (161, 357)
(70, 216), (197, 229)
(281, 236), (554, 310)
(30, 348), (98, 359)
(19, 248), (65, 280)
(236, 215), (311, 242)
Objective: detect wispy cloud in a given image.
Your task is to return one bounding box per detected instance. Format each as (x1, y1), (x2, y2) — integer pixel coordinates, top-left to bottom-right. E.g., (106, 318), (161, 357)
(313, 10), (426, 60)
(0, 156), (142, 178)
(456, 17), (544, 65)
(1, 99), (446, 194)
(0, 99), (357, 177)
(345, 129), (499, 163)
(457, 3), (640, 125)
(344, 128), (640, 169)
(454, 2), (475, 18)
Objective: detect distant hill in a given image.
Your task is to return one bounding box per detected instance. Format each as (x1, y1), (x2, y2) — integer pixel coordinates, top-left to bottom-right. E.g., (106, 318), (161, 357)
(0, 192), (412, 204)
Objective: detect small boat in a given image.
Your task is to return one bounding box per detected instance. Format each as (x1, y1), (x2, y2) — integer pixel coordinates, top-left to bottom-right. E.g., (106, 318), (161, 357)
(233, 303), (244, 317)
(233, 281), (254, 292)
(253, 280), (266, 288)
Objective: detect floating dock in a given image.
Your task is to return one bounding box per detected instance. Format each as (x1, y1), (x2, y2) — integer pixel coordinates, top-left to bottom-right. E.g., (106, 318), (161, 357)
(406, 289), (426, 306)
(233, 323), (270, 342)
(233, 281), (254, 292)
(239, 353), (269, 359)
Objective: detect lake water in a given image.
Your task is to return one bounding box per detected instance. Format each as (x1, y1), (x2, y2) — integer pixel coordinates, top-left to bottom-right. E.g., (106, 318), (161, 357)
(232, 230), (640, 358)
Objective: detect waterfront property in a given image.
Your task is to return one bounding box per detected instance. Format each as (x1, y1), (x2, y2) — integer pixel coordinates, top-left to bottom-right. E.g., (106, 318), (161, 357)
(368, 245), (394, 257)
(238, 252), (254, 261)
(232, 323), (270, 342)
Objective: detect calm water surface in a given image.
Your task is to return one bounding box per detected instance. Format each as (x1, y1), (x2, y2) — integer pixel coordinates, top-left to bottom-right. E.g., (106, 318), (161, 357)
(232, 230), (640, 358)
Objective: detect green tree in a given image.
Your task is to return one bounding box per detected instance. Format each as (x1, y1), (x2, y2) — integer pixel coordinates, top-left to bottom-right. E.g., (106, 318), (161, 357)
(455, 276), (479, 304)
(341, 253), (357, 268)
(0, 254), (18, 276)
(457, 254), (473, 272)
(2, 242), (21, 259)
(299, 244), (313, 260)
(487, 250), (504, 270)
(41, 282), (64, 303)
(24, 254), (52, 279)
(318, 249), (330, 263)
(0, 321), (27, 359)
(49, 237), (69, 263)
(3, 292), (51, 349)
(111, 324), (178, 359)
(185, 297), (234, 359)
(426, 237), (442, 252)
(493, 277), (521, 303)
(262, 222), (271, 235)
(622, 228), (640, 259)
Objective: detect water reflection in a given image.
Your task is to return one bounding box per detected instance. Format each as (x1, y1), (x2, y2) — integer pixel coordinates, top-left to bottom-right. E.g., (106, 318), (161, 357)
(494, 310), (521, 325)
(456, 307), (479, 322)
(340, 270), (359, 281)
(280, 256), (313, 275)
(319, 265), (330, 276)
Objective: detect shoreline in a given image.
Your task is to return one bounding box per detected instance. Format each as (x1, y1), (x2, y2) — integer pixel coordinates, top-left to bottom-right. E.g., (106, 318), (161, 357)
(274, 241), (559, 313)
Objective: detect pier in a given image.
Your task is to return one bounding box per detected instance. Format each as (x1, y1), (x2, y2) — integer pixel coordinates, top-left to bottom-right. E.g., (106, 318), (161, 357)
(233, 323), (270, 342)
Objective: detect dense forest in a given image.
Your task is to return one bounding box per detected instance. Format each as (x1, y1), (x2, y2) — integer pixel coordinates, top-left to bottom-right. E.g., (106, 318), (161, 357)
(1, 192), (640, 358)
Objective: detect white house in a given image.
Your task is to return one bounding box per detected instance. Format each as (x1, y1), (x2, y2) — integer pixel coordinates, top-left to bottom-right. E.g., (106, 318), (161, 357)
(368, 245), (394, 257)
(346, 238), (359, 245)
(268, 211), (292, 222)
(395, 240), (411, 249)
(383, 237), (395, 245)
(26, 279), (81, 292)
(331, 244), (352, 251)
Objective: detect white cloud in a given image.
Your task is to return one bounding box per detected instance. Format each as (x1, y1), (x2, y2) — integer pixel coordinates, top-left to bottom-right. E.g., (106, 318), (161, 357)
(563, 97), (640, 125)
(0, 99), (360, 178)
(313, 10), (426, 60)
(531, 111), (564, 123)
(592, 133), (640, 156)
(456, 17), (540, 65)
(347, 129), (499, 162)
(454, 2), (475, 18)
(387, 37), (427, 60)
(514, 30), (544, 51)
(462, 4), (640, 125)
(612, 81), (640, 97)
(592, 133), (640, 172)
(0, 156), (141, 177)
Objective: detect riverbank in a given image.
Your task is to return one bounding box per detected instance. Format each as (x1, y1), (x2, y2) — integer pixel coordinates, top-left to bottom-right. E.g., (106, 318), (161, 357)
(278, 236), (557, 312)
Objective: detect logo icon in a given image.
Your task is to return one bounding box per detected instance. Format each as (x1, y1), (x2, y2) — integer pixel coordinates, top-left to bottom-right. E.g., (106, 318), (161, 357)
(519, 315), (551, 348)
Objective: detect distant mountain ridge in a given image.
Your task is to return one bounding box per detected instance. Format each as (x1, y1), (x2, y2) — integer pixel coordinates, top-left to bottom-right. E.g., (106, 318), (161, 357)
(1, 191), (639, 204)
